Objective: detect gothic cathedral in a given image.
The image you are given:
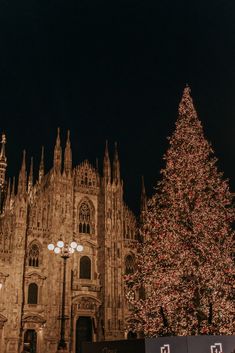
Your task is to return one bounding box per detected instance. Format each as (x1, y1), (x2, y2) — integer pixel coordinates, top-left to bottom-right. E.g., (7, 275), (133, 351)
(0, 129), (137, 353)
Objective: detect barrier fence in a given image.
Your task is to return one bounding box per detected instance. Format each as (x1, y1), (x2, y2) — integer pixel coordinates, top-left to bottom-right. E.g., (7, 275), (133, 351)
(82, 335), (235, 353)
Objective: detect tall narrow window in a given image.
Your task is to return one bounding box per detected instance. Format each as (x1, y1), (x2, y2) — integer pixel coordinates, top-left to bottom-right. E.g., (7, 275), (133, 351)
(80, 256), (91, 279)
(78, 202), (91, 234)
(125, 255), (134, 275)
(28, 283), (38, 304)
(28, 243), (40, 267)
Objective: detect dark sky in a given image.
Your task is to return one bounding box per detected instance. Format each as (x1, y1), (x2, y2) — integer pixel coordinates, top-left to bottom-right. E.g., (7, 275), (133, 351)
(0, 0), (234, 214)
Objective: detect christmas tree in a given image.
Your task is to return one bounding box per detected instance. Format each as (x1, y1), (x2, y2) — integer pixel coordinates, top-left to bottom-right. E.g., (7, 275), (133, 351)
(125, 87), (234, 336)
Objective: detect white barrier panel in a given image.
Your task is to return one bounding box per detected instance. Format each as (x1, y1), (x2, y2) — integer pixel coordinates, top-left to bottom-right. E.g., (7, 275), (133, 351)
(187, 336), (235, 353)
(146, 336), (187, 353)
(145, 336), (235, 353)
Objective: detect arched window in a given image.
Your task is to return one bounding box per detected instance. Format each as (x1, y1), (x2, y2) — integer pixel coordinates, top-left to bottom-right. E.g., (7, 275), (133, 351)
(125, 255), (134, 275)
(80, 256), (91, 279)
(28, 283), (38, 304)
(78, 202), (91, 234)
(28, 243), (40, 267)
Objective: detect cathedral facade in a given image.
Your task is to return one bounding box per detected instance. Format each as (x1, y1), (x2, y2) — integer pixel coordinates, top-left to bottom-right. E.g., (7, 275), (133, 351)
(0, 130), (137, 353)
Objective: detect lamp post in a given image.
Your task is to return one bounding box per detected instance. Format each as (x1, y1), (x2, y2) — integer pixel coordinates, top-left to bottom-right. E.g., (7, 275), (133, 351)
(48, 240), (83, 351)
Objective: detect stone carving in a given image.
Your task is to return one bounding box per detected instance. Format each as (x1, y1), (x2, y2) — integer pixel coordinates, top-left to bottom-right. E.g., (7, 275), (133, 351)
(0, 132), (137, 349)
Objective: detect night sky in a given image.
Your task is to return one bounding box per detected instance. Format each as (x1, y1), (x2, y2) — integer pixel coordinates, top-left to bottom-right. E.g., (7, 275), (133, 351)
(0, 0), (234, 214)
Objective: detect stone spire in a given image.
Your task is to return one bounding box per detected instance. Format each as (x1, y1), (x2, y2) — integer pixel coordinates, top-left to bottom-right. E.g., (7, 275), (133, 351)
(28, 157), (33, 192)
(4, 178), (11, 210)
(39, 146), (44, 183)
(103, 140), (111, 183)
(112, 142), (120, 184)
(140, 176), (147, 223)
(0, 133), (7, 191)
(64, 130), (72, 175)
(53, 127), (62, 173)
(9, 176), (15, 209)
(18, 150), (27, 195)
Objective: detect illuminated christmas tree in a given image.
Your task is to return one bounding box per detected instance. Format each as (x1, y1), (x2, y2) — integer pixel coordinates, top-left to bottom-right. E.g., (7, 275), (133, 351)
(125, 87), (234, 336)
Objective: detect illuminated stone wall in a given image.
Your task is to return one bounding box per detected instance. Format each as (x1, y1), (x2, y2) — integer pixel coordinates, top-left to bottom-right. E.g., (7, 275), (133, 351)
(0, 132), (137, 353)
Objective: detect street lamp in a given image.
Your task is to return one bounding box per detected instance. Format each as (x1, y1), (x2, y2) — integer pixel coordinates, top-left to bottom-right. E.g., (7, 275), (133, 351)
(48, 239), (83, 351)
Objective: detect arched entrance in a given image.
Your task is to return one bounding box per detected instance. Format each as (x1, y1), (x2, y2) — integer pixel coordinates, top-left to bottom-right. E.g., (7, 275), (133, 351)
(76, 316), (92, 353)
(23, 329), (37, 353)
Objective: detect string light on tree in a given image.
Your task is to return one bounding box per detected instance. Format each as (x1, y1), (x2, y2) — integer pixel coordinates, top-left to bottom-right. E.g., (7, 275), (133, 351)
(125, 86), (234, 337)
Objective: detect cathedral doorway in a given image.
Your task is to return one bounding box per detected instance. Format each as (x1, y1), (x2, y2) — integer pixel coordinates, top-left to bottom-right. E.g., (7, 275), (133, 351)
(76, 316), (92, 353)
(23, 329), (37, 353)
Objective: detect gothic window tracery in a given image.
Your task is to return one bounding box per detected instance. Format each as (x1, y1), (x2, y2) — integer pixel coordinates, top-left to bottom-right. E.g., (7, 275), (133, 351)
(125, 255), (134, 275)
(78, 202), (91, 234)
(80, 256), (91, 279)
(28, 243), (40, 267)
(75, 160), (98, 187)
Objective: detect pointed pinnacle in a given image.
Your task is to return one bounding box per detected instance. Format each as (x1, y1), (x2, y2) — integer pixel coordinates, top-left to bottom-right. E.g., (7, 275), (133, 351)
(21, 150), (26, 170)
(105, 140), (109, 156)
(112, 142), (120, 183)
(39, 146), (44, 182)
(56, 127), (61, 146)
(103, 140), (111, 181)
(1, 133), (6, 144)
(29, 157), (33, 176)
(29, 156), (33, 179)
(11, 177), (15, 197)
(104, 140), (110, 163)
(66, 130), (71, 145)
(40, 146), (44, 164)
(0, 133), (6, 154)
(18, 150), (26, 194)
(28, 157), (34, 191)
